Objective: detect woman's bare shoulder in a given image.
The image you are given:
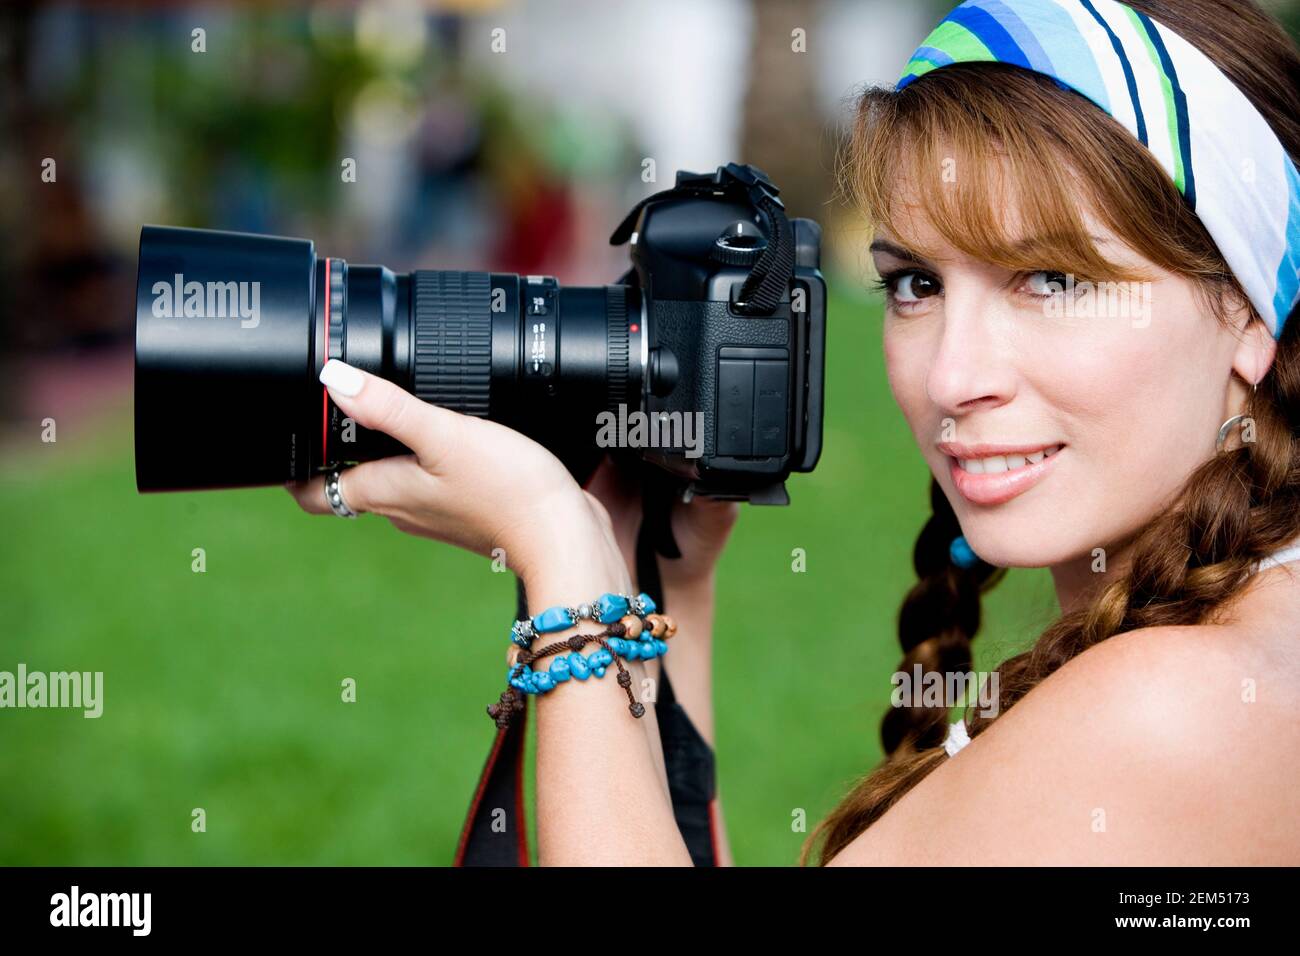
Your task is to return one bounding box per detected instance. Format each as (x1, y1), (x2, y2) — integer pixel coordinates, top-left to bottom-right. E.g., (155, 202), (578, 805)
(828, 623), (1300, 865)
(1066, 619), (1300, 725)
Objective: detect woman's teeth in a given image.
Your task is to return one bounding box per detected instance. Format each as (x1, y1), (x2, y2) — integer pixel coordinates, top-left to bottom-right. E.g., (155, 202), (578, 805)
(958, 444), (1062, 474)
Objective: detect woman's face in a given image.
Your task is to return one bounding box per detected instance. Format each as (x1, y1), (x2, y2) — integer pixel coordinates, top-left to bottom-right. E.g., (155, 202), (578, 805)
(872, 195), (1259, 579)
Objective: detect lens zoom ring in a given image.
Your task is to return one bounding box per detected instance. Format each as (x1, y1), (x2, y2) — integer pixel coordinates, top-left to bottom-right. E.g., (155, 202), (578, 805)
(412, 271), (492, 416)
(606, 286), (628, 413)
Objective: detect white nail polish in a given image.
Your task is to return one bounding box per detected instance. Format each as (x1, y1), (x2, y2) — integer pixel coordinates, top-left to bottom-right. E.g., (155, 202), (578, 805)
(320, 359), (364, 397)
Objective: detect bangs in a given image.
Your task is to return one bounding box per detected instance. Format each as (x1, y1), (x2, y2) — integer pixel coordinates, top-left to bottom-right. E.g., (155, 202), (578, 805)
(843, 64), (1161, 285)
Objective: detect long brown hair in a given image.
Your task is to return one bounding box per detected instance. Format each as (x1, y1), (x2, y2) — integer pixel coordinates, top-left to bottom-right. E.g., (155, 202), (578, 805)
(804, 0), (1300, 865)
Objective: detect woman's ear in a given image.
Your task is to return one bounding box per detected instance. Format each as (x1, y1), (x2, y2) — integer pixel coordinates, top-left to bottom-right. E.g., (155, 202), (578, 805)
(1230, 312), (1278, 386)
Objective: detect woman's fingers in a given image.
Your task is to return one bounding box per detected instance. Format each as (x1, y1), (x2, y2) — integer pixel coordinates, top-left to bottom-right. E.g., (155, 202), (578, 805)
(678, 497), (740, 558)
(286, 477), (331, 516)
(680, 496), (740, 538)
(286, 456), (425, 517)
(319, 359), (462, 470)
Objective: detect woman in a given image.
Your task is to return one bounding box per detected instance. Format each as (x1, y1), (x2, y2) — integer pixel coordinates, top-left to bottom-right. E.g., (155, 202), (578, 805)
(291, 0), (1300, 865)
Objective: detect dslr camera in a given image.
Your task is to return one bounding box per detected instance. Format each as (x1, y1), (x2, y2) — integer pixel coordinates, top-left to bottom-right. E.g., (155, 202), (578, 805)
(135, 163), (825, 505)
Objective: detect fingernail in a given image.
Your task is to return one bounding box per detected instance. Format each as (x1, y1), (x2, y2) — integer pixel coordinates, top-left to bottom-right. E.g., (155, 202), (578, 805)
(320, 359), (364, 397)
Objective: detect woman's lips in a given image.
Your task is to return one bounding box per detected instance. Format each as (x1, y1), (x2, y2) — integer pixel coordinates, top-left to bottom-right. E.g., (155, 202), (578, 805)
(944, 443), (1064, 506)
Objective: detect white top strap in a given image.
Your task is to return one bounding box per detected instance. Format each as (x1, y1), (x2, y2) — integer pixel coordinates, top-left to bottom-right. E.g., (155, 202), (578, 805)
(1257, 541), (1300, 572)
(943, 719), (971, 757)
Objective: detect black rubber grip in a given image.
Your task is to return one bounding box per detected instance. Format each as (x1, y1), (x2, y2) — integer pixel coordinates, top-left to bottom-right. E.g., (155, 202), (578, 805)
(412, 270), (493, 416)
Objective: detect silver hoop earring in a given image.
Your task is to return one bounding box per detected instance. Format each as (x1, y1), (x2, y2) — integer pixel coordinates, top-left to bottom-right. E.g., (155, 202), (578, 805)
(1215, 381), (1258, 453)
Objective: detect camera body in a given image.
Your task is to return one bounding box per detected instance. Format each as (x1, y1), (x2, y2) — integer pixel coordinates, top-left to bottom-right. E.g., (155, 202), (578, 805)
(622, 164), (825, 503)
(134, 163), (825, 504)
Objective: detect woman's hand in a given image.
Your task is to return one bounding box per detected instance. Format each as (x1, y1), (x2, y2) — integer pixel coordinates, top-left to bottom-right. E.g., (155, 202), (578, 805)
(582, 454), (740, 591)
(287, 360), (626, 584)
(662, 493), (740, 590)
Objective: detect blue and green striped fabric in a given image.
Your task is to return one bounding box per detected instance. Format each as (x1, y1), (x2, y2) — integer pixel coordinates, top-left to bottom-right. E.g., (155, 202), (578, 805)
(898, 0), (1300, 338)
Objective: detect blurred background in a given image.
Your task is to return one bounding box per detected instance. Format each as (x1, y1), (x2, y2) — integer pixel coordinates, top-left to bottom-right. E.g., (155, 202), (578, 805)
(2, 0), (1298, 866)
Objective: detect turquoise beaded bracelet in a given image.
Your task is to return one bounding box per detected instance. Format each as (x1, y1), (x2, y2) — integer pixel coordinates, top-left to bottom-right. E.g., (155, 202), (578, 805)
(507, 635), (671, 695)
(487, 603), (677, 727)
(510, 591), (657, 648)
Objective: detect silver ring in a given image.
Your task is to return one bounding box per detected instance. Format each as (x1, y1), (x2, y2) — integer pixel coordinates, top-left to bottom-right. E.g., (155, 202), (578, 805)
(325, 469), (358, 518)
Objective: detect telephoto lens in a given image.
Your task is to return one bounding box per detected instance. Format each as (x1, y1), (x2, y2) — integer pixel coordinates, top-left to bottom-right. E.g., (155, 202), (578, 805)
(137, 164), (827, 504)
(134, 225), (644, 491)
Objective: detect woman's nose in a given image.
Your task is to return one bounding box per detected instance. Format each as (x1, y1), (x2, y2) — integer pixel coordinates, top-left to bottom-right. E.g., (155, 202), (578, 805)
(924, 290), (1017, 415)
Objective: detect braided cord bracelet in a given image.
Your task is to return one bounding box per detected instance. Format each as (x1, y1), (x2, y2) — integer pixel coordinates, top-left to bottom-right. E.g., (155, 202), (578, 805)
(509, 591), (659, 648)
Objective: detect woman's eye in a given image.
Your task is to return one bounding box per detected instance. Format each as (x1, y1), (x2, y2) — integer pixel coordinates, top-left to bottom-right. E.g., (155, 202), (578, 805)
(1024, 270), (1071, 297)
(883, 270), (941, 304)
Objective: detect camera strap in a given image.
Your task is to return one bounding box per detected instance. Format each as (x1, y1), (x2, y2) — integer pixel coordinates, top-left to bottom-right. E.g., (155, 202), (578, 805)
(453, 524), (721, 866)
(608, 162), (795, 317)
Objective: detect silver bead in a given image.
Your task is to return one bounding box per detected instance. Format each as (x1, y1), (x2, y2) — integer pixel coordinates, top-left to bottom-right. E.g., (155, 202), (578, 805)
(578, 603), (593, 620)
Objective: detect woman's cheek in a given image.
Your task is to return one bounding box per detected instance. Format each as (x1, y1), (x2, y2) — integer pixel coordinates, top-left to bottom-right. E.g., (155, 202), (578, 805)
(881, 326), (930, 435)
(887, 308), (968, 462)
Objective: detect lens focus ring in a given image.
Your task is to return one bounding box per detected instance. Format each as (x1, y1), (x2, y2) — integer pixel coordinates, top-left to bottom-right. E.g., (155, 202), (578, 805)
(328, 259), (346, 361)
(412, 271), (492, 416)
(606, 286), (628, 414)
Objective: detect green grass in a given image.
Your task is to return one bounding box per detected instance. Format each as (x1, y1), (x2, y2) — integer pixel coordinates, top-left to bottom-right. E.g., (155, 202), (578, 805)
(0, 283), (1057, 865)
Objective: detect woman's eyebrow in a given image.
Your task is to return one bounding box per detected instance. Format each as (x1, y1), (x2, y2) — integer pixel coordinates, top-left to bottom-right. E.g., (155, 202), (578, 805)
(869, 234), (1117, 268)
(868, 239), (929, 264)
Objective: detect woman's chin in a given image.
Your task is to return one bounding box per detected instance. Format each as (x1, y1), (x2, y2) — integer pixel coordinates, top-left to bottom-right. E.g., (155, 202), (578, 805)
(957, 518), (1083, 570)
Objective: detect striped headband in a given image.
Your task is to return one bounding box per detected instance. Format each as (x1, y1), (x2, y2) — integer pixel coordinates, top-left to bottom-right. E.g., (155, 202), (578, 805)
(898, 0), (1300, 338)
